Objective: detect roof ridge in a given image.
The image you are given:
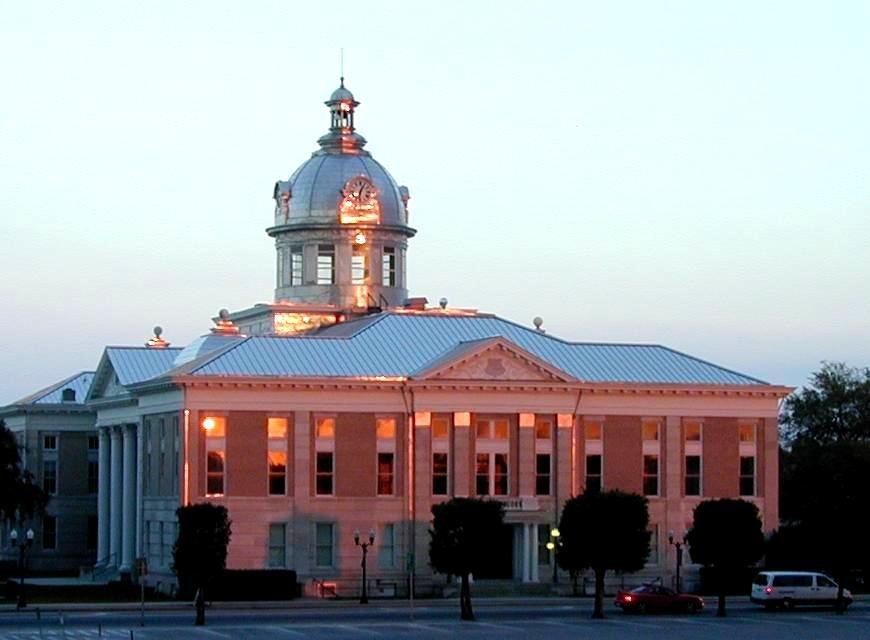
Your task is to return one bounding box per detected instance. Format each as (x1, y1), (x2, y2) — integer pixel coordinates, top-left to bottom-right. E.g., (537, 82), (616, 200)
(105, 345), (183, 351)
(656, 344), (769, 385)
(186, 336), (254, 375)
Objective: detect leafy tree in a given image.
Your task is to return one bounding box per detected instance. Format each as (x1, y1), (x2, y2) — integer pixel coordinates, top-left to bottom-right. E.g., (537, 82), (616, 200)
(686, 499), (764, 617)
(0, 419), (49, 524)
(429, 498), (505, 621)
(172, 503), (232, 625)
(556, 490), (649, 619)
(779, 362), (870, 613)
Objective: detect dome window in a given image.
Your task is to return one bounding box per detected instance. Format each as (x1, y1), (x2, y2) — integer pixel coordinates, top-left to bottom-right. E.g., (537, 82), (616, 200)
(61, 388), (76, 402)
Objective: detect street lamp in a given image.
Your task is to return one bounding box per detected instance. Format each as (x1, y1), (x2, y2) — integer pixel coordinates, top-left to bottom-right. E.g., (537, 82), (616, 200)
(9, 528), (35, 609)
(668, 530), (685, 593)
(354, 528), (375, 604)
(545, 527), (561, 583)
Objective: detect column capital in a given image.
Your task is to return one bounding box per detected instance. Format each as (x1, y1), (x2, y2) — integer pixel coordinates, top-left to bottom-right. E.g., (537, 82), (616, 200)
(110, 426), (123, 440)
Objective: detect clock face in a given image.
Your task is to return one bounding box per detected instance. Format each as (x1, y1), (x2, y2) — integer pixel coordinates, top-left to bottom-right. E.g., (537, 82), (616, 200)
(339, 176), (380, 224)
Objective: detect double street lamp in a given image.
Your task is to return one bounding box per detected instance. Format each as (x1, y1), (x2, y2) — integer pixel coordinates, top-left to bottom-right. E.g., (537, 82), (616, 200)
(9, 528), (35, 609)
(668, 530), (685, 593)
(545, 527), (561, 583)
(354, 529), (375, 604)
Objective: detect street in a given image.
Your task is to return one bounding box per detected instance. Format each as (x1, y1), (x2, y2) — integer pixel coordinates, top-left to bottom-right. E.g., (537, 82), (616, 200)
(1, 600), (868, 639)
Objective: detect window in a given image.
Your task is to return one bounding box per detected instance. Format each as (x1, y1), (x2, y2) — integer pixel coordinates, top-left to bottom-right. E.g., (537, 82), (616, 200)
(475, 453), (508, 496)
(684, 422), (701, 442)
(382, 247), (396, 286)
(476, 418), (508, 439)
(535, 418), (551, 441)
(268, 523), (286, 568)
(43, 435), (57, 450)
(585, 454), (602, 493)
(647, 525), (659, 565)
(172, 415), (180, 495)
(290, 245), (303, 286)
(431, 416), (449, 440)
(42, 516), (57, 550)
(87, 461), (99, 494)
(315, 523), (334, 567)
(61, 388), (76, 402)
(43, 460), (57, 495)
(204, 416), (226, 496)
(158, 418), (166, 484)
(432, 453), (448, 495)
(378, 523), (395, 569)
(739, 456), (755, 496)
(585, 421), (602, 441)
(316, 452), (334, 496)
(316, 245), (335, 285)
(535, 454), (551, 496)
(376, 418), (395, 439)
(88, 435), (99, 450)
(351, 250), (368, 284)
(643, 455), (659, 496)
(268, 418), (288, 496)
(642, 421), (659, 441)
(377, 453), (394, 495)
(315, 417), (335, 496)
(739, 423), (756, 443)
(87, 516), (98, 551)
(685, 455), (701, 496)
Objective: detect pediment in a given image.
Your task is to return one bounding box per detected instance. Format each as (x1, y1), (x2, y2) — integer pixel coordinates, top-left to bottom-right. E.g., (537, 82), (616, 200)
(416, 339), (574, 383)
(88, 354), (127, 401)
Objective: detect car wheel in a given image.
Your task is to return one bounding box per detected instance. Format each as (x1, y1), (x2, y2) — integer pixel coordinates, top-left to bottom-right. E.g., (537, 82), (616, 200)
(637, 603), (647, 615)
(782, 599), (794, 610)
(687, 602), (700, 614)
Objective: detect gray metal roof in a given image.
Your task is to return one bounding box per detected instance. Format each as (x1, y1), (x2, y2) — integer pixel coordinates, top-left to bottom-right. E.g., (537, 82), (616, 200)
(12, 371), (95, 406)
(106, 347), (183, 386)
(184, 312), (767, 385)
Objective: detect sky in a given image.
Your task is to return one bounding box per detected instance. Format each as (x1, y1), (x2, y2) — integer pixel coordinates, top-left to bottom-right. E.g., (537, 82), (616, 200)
(1, 1), (868, 404)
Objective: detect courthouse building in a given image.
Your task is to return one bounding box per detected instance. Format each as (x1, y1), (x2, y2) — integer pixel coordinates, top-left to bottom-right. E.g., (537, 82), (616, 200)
(2, 80), (791, 593)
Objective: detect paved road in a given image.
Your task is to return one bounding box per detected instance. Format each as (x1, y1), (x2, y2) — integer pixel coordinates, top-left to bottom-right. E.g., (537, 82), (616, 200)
(1, 600), (868, 639)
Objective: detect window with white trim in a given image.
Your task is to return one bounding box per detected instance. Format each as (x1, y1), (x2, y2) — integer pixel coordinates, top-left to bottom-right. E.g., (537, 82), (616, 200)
(315, 522), (335, 567)
(316, 245), (335, 285)
(315, 417), (335, 496)
(376, 418), (396, 496)
(268, 523), (287, 568)
(268, 418), (288, 496)
(475, 417), (509, 496)
(378, 523), (395, 568)
(204, 416), (226, 497)
(382, 247), (396, 286)
(431, 414), (449, 496)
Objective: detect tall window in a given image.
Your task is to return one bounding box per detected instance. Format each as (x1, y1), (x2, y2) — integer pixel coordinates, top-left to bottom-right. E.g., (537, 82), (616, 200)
(535, 454), (551, 496)
(316, 245), (335, 285)
(268, 418), (288, 496)
(642, 454), (659, 496)
(642, 421), (659, 442)
(538, 524), (552, 566)
(43, 460), (57, 495)
(158, 418), (166, 485)
(315, 522), (334, 567)
(87, 461), (99, 494)
(739, 456), (755, 496)
(685, 455), (702, 496)
(431, 414), (449, 496)
(43, 435), (57, 450)
(739, 423), (756, 443)
(382, 247), (396, 286)
(315, 417), (335, 496)
(352, 250), (368, 284)
(647, 524), (659, 565)
(268, 523), (286, 568)
(172, 415), (180, 495)
(378, 523), (395, 568)
(475, 418), (509, 496)
(42, 515), (57, 550)
(204, 416), (226, 497)
(290, 245), (303, 286)
(376, 418), (396, 496)
(432, 453), (448, 496)
(585, 454), (602, 493)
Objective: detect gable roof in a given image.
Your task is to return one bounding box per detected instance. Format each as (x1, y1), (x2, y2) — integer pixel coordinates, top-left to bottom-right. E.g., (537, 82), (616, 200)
(11, 371), (95, 406)
(89, 346), (183, 401)
(177, 311), (767, 386)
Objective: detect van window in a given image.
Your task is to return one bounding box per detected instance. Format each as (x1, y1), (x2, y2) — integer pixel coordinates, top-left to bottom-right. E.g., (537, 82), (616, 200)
(816, 576), (836, 588)
(772, 575), (813, 587)
(753, 574), (769, 586)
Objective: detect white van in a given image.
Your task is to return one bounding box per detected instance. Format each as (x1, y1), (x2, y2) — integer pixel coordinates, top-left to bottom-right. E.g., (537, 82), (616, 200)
(751, 572), (852, 609)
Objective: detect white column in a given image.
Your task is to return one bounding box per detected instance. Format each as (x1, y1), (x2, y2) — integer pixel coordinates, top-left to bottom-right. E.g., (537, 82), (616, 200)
(135, 419), (144, 559)
(521, 523), (531, 583)
(109, 426), (123, 567)
(96, 426), (111, 566)
(121, 424), (137, 572)
(530, 524), (540, 582)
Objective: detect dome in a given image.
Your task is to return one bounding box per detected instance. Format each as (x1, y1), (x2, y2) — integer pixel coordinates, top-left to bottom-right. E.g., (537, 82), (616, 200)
(280, 154), (408, 227)
(329, 85), (355, 103)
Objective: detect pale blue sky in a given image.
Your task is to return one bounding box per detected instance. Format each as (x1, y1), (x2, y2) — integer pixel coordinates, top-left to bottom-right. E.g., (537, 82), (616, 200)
(1, 1), (868, 403)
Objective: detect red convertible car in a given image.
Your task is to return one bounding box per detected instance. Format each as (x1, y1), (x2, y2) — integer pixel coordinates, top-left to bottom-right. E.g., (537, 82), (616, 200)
(615, 585), (705, 614)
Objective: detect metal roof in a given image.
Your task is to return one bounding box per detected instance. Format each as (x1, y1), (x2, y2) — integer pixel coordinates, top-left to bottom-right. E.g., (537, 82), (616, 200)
(106, 347), (183, 386)
(12, 371), (95, 406)
(185, 312), (767, 385)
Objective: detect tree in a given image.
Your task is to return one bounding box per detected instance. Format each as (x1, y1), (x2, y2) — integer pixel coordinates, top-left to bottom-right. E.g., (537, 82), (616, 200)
(556, 490), (650, 619)
(172, 503), (232, 625)
(0, 420), (49, 524)
(779, 362), (870, 613)
(429, 498), (505, 621)
(686, 499), (764, 617)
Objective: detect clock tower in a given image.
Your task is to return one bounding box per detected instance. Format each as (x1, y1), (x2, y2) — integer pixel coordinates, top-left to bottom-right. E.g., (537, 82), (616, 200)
(266, 80), (415, 310)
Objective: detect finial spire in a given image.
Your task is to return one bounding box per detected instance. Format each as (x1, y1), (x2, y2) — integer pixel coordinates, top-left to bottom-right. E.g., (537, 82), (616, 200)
(340, 48), (345, 87)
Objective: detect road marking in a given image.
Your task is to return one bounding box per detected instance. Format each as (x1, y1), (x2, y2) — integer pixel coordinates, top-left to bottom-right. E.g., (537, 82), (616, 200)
(186, 629), (233, 638)
(332, 624), (381, 636)
(465, 621), (523, 632)
(261, 626), (307, 637)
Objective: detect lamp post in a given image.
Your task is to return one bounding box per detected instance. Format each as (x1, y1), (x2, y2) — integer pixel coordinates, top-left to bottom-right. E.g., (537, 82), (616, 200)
(545, 527), (561, 584)
(9, 528), (35, 609)
(668, 530), (685, 593)
(354, 529), (375, 604)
